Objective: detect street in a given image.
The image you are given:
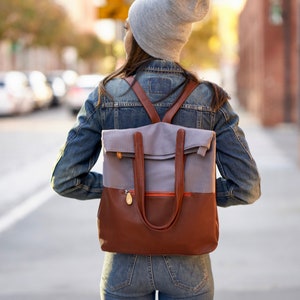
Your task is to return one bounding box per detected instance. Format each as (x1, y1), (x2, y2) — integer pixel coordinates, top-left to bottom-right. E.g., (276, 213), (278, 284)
(0, 107), (103, 299)
(0, 106), (300, 299)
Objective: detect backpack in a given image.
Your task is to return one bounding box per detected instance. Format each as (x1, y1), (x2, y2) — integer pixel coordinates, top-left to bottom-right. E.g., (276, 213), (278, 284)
(97, 77), (219, 255)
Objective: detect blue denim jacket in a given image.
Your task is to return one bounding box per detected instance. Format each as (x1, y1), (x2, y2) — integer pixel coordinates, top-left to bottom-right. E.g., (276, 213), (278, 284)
(51, 60), (261, 207)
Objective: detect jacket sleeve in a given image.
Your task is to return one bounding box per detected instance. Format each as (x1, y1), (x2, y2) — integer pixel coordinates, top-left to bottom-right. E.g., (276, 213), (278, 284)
(51, 89), (104, 200)
(214, 101), (261, 207)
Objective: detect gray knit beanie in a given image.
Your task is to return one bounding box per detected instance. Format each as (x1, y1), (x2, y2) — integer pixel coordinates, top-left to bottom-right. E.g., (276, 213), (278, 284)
(128, 0), (210, 62)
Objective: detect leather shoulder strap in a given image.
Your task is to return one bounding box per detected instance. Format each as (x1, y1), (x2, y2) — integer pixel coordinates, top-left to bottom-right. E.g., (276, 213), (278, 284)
(162, 80), (198, 123)
(125, 77), (160, 123)
(125, 76), (199, 124)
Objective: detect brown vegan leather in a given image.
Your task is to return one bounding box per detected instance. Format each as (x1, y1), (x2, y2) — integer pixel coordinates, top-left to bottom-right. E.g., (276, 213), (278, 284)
(125, 76), (161, 123)
(162, 81), (198, 123)
(98, 78), (219, 255)
(125, 76), (199, 123)
(133, 129), (186, 231)
(98, 188), (218, 255)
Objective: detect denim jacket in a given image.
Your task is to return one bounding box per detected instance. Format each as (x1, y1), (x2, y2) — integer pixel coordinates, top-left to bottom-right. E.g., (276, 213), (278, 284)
(51, 60), (261, 207)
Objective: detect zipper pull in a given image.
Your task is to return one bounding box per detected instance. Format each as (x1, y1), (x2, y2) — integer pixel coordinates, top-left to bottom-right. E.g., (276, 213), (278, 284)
(125, 190), (133, 206)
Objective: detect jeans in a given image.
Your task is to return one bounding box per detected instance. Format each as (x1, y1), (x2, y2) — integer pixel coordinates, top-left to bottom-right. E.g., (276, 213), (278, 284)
(100, 253), (214, 299)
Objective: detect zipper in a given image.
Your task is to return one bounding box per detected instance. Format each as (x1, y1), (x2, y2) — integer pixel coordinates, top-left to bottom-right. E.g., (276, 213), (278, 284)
(125, 190), (192, 197)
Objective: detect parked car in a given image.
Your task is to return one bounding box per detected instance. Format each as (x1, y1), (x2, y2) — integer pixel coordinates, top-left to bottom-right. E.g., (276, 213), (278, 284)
(64, 74), (104, 115)
(0, 71), (35, 116)
(47, 70), (78, 87)
(46, 74), (67, 107)
(46, 70), (78, 106)
(25, 71), (53, 109)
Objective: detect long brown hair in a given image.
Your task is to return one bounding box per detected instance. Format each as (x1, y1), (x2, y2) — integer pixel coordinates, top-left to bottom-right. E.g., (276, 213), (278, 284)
(98, 36), (230, 110)
(98, 37), (152, 101)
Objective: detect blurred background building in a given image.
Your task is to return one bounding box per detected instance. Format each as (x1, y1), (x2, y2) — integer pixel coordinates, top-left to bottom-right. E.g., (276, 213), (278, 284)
(55, 0), (96, 34)
(237, 0), (298, 126)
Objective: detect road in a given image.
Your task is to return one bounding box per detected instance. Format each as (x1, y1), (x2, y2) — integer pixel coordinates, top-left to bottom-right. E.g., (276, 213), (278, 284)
(0, 108), (103, 299)
(0, 106), (300, 299)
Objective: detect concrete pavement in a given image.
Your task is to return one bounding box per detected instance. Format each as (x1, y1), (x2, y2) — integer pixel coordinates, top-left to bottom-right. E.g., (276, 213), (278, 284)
(212, 107), (300, 299)
(0, 106), (299, 300)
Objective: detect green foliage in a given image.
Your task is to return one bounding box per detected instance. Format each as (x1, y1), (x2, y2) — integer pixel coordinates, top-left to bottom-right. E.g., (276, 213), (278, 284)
(0, 0), (107, 65)
(182, 11), (221, 69)
(74, 32), (106, 60)
(0, 0), (75, 48)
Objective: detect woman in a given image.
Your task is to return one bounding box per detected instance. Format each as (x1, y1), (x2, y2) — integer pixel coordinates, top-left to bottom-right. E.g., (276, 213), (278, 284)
(51, 0), (261, 299)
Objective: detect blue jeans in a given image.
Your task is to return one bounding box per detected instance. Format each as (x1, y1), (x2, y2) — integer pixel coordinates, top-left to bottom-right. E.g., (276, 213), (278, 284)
(100, 253), (214, 299)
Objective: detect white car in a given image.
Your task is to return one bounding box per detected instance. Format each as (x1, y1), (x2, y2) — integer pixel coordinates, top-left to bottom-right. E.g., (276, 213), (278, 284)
(25, 71), (53, 109)
(0, 71), (35, 116)
(65, 74), (104, 115)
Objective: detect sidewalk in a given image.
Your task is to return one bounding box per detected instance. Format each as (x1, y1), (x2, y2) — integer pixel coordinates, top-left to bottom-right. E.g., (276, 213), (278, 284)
(1, 106), (298, 300)
(212, 107), (300, 299)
